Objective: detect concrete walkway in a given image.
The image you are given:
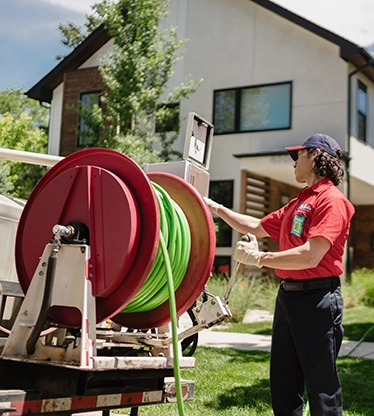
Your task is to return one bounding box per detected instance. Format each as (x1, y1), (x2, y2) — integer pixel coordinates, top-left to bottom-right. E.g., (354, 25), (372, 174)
(197, 327), (374, 359)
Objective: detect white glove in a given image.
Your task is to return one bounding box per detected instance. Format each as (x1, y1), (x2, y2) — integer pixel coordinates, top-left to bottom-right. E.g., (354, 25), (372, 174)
(234, 233), (263, 267)
(203, 197), (223, 215)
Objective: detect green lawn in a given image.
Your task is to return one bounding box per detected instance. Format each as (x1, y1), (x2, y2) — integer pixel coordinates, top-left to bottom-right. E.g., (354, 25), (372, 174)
(114, 273), (374, 415)
(114, 347), (374, 416)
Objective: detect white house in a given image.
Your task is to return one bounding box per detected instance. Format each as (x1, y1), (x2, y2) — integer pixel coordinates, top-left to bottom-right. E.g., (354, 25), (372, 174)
(27, 0), (374, 274)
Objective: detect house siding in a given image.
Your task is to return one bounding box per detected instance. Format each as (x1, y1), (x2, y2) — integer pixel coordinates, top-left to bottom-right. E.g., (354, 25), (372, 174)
(60, 67), (104, 156)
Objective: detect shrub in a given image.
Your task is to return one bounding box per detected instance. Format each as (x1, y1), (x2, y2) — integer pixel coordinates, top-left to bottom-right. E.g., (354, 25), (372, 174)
(343, 268), (374, 308)
(206, 274), (278, 323)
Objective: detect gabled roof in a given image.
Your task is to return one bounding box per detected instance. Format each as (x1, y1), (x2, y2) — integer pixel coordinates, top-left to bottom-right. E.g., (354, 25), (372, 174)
(27, 24), (111, 103)
(27, 0), (374, 103)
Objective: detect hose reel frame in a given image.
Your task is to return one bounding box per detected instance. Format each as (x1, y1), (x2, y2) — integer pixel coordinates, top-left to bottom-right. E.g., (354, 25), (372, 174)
(15, 148), (215, 329)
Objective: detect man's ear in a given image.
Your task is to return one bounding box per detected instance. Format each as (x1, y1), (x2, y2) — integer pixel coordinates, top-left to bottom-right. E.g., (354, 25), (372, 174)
(311, 148), (321, 160)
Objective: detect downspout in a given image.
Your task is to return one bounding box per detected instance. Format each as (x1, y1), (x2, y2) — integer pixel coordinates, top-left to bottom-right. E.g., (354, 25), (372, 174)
(346, 58), (374, 281)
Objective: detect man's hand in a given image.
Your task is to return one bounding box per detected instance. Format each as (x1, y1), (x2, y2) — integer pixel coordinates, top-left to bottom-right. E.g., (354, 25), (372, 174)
(234, 233), (263, 267)
(203, 197), (223, 215)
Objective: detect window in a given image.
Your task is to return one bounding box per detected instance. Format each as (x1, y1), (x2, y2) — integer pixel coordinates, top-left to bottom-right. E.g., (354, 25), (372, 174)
(156, 102), (179, 133)
(213, 81), (292, 134)
(209, 180), (233, 247)
(357, 81), (367, 142)
(212, 256), (231, 276)
(78, 91), (101, 146)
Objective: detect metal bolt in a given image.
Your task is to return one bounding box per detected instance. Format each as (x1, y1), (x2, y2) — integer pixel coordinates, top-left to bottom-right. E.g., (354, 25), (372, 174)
(211, 299), (216, 305)
(201, 320), (206, 324)
(195, 307), (201, 313)
(42, 262), (47, 267)
(39, 271), (44, 276)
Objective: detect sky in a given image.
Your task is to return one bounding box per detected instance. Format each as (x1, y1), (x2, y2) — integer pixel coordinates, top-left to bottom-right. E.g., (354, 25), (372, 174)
(1, 0), (374, 93)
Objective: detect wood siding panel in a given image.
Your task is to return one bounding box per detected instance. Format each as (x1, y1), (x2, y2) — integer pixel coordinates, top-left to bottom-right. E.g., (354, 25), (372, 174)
(350, 205), (374, 269)
(240, 170), (300, 280)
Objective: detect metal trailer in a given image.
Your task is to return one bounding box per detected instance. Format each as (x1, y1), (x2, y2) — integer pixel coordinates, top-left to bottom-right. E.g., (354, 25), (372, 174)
(0, 272), (230, 416)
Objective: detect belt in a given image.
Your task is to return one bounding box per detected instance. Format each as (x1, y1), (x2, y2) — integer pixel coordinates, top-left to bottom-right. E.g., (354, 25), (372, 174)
(280, 277), (340, 292)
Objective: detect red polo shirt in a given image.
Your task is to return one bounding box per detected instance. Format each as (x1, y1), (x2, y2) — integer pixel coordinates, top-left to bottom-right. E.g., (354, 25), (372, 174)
(260, 178), (355, 279)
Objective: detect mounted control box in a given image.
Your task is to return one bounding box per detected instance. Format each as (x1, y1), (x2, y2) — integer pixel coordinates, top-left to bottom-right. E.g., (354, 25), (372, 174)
(144, 160), (210, 196)
(144, 113), (214, 197)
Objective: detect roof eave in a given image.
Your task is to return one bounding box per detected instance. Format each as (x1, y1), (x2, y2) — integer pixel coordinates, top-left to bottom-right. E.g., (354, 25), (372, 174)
(26, 24), (111, 103)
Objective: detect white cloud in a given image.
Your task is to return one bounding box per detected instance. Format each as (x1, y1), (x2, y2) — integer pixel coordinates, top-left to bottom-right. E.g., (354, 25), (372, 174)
(274, 0), (374, 46)
(40, 0), (94, 14)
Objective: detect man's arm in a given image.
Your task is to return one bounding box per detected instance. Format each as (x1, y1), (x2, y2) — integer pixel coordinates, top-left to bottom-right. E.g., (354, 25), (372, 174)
(218, 205), (269, 238)
(258, 236), (331, 269)
(203, 197), (270, 238)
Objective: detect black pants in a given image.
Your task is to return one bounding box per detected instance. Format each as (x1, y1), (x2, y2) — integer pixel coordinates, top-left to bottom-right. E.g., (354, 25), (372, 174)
(270, 277), (343, 416)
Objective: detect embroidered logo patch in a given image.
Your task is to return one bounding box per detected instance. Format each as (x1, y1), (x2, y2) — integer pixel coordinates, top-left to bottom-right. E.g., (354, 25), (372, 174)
(291, 214), (306, 237)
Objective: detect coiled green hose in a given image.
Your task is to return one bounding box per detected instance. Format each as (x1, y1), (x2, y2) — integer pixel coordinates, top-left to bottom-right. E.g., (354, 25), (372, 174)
(122, 182), (191, 313)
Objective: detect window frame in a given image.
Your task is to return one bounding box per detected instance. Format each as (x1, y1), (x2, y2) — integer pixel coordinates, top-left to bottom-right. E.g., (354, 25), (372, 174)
(213, 81), (292, 135)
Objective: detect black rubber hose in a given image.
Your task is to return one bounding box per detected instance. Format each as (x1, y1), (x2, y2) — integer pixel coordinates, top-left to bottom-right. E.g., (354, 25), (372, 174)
(26, 250), (57, 355)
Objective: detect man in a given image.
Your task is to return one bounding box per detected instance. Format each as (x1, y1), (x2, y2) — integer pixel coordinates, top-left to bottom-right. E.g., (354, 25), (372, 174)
(204, 133), (355, 415)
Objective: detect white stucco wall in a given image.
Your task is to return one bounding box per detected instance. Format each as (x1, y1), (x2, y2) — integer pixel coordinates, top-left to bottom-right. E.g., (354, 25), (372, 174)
(167, 0), (350, 215)
(79, 38), (114, 69)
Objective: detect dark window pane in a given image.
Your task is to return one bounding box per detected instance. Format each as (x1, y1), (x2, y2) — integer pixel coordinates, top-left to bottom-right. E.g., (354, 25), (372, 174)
(156, 102), (179, 133)
(357, 88), (367, 115)
(212, 256), (231, 276)
(357, 81), (367, 143)
(240, 83), (291, 131)
(209, 180), (234, 247)
(79, 92), (101, 146)
(214, 90), (236, 134)
(209, 180), (234, 208)
(214, 218), (232, 247)
(358, 112), (367, 142)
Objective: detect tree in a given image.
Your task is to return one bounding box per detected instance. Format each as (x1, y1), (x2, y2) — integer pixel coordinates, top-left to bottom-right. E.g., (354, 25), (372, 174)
(0, 88), (49, 199)
(57, 1), (106, 60)
(61, 0), (201, 166)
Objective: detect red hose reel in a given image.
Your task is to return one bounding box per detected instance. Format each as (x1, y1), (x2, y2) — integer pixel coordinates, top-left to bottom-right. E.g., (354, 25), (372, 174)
(15, 148), (216, 329)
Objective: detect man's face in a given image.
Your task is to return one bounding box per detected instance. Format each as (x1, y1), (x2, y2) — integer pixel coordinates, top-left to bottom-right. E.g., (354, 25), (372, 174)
(293, 148), (315, 184)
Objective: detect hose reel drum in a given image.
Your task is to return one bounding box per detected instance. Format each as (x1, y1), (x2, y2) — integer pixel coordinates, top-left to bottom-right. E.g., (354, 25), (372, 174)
(15, 147), (216, 330)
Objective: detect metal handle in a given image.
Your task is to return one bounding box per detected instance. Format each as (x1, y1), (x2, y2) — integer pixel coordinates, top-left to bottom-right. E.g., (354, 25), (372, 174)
(223, 234), (251, 303)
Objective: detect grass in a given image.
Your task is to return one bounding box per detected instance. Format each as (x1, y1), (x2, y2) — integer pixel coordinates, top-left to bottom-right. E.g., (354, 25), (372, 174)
(114, 347), (374, 415)
(113, 269), (374, 415)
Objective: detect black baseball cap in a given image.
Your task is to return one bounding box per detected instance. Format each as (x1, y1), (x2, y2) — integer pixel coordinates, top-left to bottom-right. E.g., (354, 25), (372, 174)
(286, 134), (342, 161)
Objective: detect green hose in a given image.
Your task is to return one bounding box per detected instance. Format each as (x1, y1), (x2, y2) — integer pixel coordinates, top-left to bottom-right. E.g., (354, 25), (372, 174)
(122, 182), (191, 313)
(159, 231), (186, 416)
(122, 181), (192, 415)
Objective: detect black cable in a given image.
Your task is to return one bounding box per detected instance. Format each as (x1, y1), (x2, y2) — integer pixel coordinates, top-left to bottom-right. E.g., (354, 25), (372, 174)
(26, 248), (58, 355)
